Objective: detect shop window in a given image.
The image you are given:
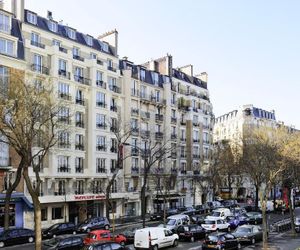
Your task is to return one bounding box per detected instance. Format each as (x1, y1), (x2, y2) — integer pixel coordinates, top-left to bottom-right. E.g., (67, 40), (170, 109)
(0, 204), (15, 227)
(41, 208), (47, 221)
(52, 207), (63, 220)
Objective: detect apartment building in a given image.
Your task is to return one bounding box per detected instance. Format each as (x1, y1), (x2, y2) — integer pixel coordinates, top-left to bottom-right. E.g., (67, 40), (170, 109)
(213, 104), (277, 199)
(0, 0), (214, 228)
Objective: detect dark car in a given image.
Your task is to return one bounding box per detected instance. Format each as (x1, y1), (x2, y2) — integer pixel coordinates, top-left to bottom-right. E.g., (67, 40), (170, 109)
(202, 232), (241, 250)
(232, 225), (263, 245)
(150, 211), (163, 221)
(166, 208), (179, 216)
(294, 217), (300, 233)
(177, 224), (206, 242)
(77, 217), (110, 233)
(191, 215), (206, 225)
(225, 216), (240, 230)
(181, 207), (196, 216)
(119, 227), (138, 244)
(194, 204), (208, 214)
(0, 228), (34, 248)
(222, 200), (239, 209)
(237, 214), (250, 226)
(43, 236), (84, 249)
(246, 212), (262, 225)
(42, 223), (77, 239)
(230, 207), (247, 216)
(82, 241), (130, 250)
(242, 204), (256, 212)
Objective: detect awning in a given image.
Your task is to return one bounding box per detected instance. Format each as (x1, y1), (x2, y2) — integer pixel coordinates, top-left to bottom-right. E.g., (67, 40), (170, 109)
(153, 193), (184, 200)
(0, 193), (33, 208)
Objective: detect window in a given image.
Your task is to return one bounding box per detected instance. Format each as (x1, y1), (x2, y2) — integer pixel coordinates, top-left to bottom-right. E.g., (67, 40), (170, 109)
(76, 89), (84, 102)
(101, 42), (109, 52)
(31, 32), (40, 43)
(48, 20), (57, 32)
(171, 109), (176, 118)
(41, 208), (48, 221)
(75, 157), (84, 173)
(140, 69), (145, 81)
(27, 12), (37, 25)
(58, 59), (66, 71)
(75, 180), (84, 194)
(155, 90), (160, 102)
(96, 71), (103, 81)
(58, 82), (69, 95)
(171, 93), (176, 105)
(57, 156), (69, 172)
(0, 38), (13, 56)
(33, 54), (42, 70)
(73, 47), (79, 56)
(67, 28), (76, 39)
(58, 131), (70, 148)
(96, 92), (106, 107)
(96, 158), (106, 173)
(96, 136), (106, 150)
(0, 66), (9, 97)
(52, 207), (63, 220)
(52, 39), (61, 46)
(75, 134), (84, 150)
(85, 35), (93, 46)
(90, 52), (97, 59)
(0, 135), (9, 167)
(0, 12), (10, 32)
(96, 114), (106, 128)
(152, 72), (159, 84)
(140, 85), (146, 98)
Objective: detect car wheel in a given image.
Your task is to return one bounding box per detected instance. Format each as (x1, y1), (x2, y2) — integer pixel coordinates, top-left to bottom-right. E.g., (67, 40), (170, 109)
(28, 236), (34, 243)
(152, 244), (158, 250)
(73, 231), (77, 235)
(190, 236), (195, 242)
(52, 234), (56, 238)
(251, 238), (255, 244)
(173, 239), (178, 247)
(104, 224), (110, 230)
(0, 241), (4, 248)
(237, 242), (241, 249)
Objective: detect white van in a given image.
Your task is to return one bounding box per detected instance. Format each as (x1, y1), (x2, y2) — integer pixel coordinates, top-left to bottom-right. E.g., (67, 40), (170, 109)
(159, 214), (190, 232)
(207, 208), (232, 220)
(134, 227), (179, 250)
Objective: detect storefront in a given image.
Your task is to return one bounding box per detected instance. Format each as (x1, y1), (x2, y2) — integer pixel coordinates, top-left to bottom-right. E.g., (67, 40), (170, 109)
(153, 194), (183, 212)
(0, 192), (32, 229)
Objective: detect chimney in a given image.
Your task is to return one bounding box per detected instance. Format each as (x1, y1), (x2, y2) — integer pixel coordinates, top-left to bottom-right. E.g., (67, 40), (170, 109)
(98, 29), (118, 56)
(47, 10), (53, 20)
(178, 64), (193, 77)
(3, 0), (24, 21)
(197, 72), (208, 83)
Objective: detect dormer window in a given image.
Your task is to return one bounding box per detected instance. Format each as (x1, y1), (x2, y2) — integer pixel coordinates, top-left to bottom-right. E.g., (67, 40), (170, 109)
(0, 12), (10, 33)
(48, 20), (57, 32)
(27, 12), (37, 25)
(84, 35), (93, 46)
(140, 69), (145, 81)
(67, 28), (76, 40)
(152, 72), (158, 84)
(101, 42), (109, 52)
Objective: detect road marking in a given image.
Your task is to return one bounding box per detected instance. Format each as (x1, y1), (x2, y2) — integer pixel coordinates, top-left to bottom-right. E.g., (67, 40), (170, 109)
(188, 246), (202, 250)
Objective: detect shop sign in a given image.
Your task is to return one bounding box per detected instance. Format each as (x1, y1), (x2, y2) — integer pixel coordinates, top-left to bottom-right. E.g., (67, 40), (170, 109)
(74, 194), (105, 201)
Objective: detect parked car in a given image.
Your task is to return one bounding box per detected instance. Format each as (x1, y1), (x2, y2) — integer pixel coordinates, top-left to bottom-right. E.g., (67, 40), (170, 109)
(166, 208), (179, 217)
(42, 223), (77, 239)
(77, 217), (110, 233)
(206, 201), (223, 210)
(83, 230), (126, 246)
(202, 232), (241, 250)
(201, 219), (231, 232)
(159, 214), (190, 232)
(83, 241), (130, 250)
(181, 206), (196, 216)
(150, 212), (163, 221)
(222, 200), (239, 209)
(190, 215), (206, 225)
(232, 225), (263, 245)
(242, 204), (256, 212)
(194, 204), (209, 214)
(295, 217), (300, 233)
(246, 212), (263, 225)
(237, 214), (251, 225)
(0, 228), (34, 248)
(295, 196), (300, 207)
(119, 227), (139, 244)
(177, 224), (206, 242)
(208, 208), (232, 220)
(42, 235), (84, 249)
(225, 216), (240, 229)
(134, 227), (179, 250)
(230, 207), (247, 216)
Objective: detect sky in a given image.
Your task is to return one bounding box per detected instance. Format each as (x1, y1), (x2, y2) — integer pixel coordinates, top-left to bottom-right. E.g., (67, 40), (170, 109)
(25, 0), (300, 128)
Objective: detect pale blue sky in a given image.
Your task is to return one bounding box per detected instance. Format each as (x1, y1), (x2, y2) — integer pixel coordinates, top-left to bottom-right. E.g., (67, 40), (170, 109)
(26, 0), (300, 128)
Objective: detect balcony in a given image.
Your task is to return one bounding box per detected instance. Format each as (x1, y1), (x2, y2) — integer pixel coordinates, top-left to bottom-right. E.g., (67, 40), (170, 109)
(171, 134), (177, 140)
(180, 153), (186, 158)
(180, 170), (187, 175)
(171, 117), (177, 124)
(57, 165), (70, 173)
(75, 166), (84, 173)
(76, 98), (85, 106)
(96, 80), (106, 89)
(110, 126), (117, 132)
(57, 141), (71, 149)
(110, 106), (118, 112)
(74, 75), (90, 85)
(58, 92), (71, 101)
(141, 130), (150, 138)
(193, 139), (200, 143)
(96, 123), (107, 130)
(96, 102), (106, 108)
(54, 190), (66, 196)
(203, 124), (210, 130)
(131, 148), (139, 156)
(131, 127), (139, 135)
(31, 64), (49, 75)
(193, 154), (201, 159)
(171, 152), (177, 159)
(96, 59), (103, 65)
(109, 85), (121, 94)
(180, 120), (186, 126)
(107, 65), (117, 72)
(110, 167), (117, 173)
(141, 111), (150, 119)
(76, 121), (84, 128)
(96, 167), (107, 174)
(75, 190), (84, 195)
(58, 70), (71, 79)
(131, 167), (139, 176)
(180, 137), (186, 142)
(131, 89), (139, 97)
(131, 108), (139, 116)
(193, 122), (199, 127)
(171, 168), (178, 175)
(96, 145), (107, 151)
(110, 147), (117, 153)
(193, 107), (198, 113)
(59, 46), (68, 53)
(155, 114), (164, 122)
(57, 116), (70, 124)
(155, 132), (164, 140)
(75, 144), (85, 151)
(203, 140), (210, 144)
(73, 54), (85, 62)
(31, 40), (45, 49)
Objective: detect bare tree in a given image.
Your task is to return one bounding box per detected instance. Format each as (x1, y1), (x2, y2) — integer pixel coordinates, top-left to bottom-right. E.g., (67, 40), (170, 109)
(0, 71), (60, 250)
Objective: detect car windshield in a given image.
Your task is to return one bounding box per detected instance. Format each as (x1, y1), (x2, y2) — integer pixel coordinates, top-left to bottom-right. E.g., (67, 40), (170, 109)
(204, 220), (215, 224)
(207, 235), (220, 242)
(47, 224), (60, 230)
(166, 219), (176, 225)
(212, 212), (221, 217)
(44, 238), (59, 246)
(87, 233), (97, 239)
(226, 216), (234, 221)
(236, 227), (252, 233)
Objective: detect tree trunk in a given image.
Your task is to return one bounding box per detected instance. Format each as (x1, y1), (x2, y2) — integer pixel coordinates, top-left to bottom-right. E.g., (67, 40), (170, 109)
(255, 185), (259, 211)
(4, 163), (23, 229)
(23, 167), (42, 250)
(140, 185), (146, 228)
(261, 198), (269, 249)
(288, 188), (296, 236)
(105, 190), (111, 221)
(273, 184), (276, 212)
